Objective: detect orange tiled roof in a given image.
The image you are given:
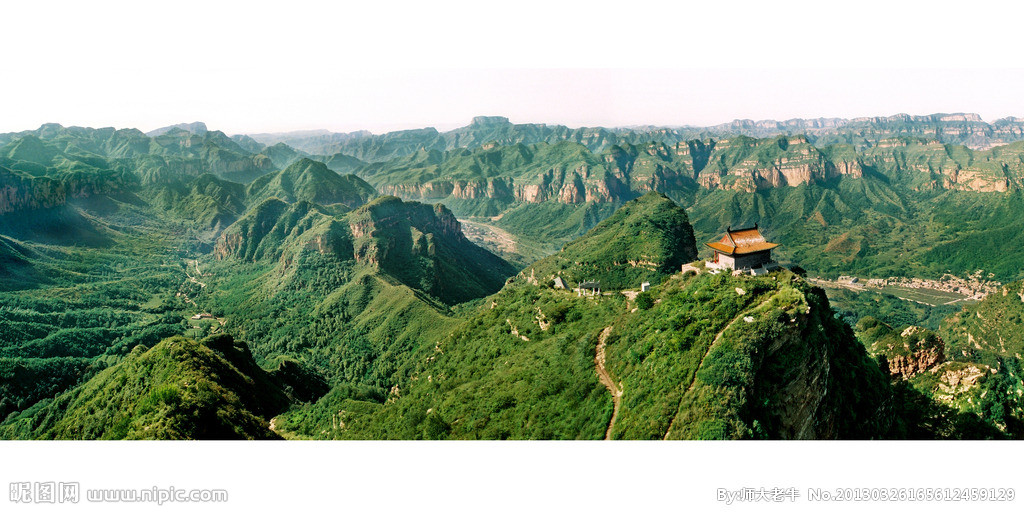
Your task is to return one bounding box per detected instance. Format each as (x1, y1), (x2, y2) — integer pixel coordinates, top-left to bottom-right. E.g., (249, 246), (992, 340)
(705, 226), (778, 255)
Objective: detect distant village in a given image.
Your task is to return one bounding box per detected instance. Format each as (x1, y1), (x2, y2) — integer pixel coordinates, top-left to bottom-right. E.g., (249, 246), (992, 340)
(554, 221), (1001, 308)
(829, 273), (1001, 301)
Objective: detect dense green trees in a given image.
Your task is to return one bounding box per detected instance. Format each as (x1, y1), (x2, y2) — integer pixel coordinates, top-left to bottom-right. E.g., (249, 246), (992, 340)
(3, 119), (1024, 440)
(0, 335), (288, 440)
(527, 192), (697, 291)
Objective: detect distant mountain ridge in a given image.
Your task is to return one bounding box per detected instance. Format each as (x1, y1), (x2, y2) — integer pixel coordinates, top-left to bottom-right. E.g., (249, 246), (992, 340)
(352, 135), (1024, 215)
(0, 123), (274, 192)
(8, 116), (1024, 283)
(146, 121), (209, 137)
(239, 113), (1024, 159)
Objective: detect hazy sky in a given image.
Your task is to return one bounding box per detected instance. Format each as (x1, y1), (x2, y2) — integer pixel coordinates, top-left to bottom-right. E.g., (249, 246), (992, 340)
(4, 0), (1023, 135)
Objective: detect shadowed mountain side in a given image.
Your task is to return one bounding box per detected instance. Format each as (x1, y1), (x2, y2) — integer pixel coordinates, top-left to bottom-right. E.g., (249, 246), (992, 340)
(214, 195), (515, 305)
(0, 335), (289, 440)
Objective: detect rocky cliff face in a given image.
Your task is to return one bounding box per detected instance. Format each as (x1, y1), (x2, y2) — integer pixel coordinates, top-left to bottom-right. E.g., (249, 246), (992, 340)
(213, 231), (243, 261)
(349, 197), (464, 266)
(0, 171), (66, 214)
(513, 165), (625, 204)
(750, 287), (893, 439)
(909, 360), (994, 415)
(860, 138), (1015, 192)
(944, 170), (1009, 192)
(696, 136), (863, 192)
(0, 166), (136, 216)
(651, 278), (894, 440)
(755, 306), (838, 439)
(377, 177), (516, 202)
(860, 320), (947, 380)
(882, 326), (947, 379)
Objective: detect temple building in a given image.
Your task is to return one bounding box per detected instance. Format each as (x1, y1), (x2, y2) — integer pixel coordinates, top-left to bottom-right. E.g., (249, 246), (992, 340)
(706, 224), (779, 275)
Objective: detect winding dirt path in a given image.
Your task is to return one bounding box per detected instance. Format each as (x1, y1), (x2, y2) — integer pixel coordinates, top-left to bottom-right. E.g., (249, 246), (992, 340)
(595, 326), (621, 440)
(184, 258), (207, 288)
(662, 297), (771, 440)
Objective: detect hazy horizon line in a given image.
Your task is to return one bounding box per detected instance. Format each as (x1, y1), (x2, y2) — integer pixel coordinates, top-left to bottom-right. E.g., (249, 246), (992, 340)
(6, 110), (1024, 139)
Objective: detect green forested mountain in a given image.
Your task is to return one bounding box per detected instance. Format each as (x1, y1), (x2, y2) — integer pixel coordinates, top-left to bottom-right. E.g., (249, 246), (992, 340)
(150, 173), (247, 230)
(2, 116), (1024, 440)
(344, 196), (516, 303)
(213, 198), (331, 262)
(245, 158), (376, 208)
(1, 335), (289, 439)
(256, 142), (308, 169)
(525, 192), (696, 290)
(185, 193), (517, 406)
(213, 194), (514, 303)
(280, 268), (904, 440)
(0, 124), (273, 194)
(272, 193), (992, 440)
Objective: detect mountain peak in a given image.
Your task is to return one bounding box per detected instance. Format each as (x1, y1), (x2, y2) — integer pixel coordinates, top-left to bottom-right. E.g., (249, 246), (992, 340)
(471, 116), (511, 126)
(281, 157), (330, 176)
(525, 191), (698, 290)
(245, 158), (376, 208)
(3, 135), (60, 166)
(347, 196), (515, 304)
(146, 121), (209, 137)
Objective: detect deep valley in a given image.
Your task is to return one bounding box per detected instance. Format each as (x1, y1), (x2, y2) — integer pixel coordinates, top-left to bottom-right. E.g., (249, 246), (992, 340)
(2, 114), (1024, 439)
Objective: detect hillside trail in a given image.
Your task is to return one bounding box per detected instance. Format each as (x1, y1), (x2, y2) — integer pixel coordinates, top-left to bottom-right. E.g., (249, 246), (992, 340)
(662, 296), (771, 440)
(180, 258), (226, 326)
(184, 258), (207, 288)
(595, 325), (621, 440)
